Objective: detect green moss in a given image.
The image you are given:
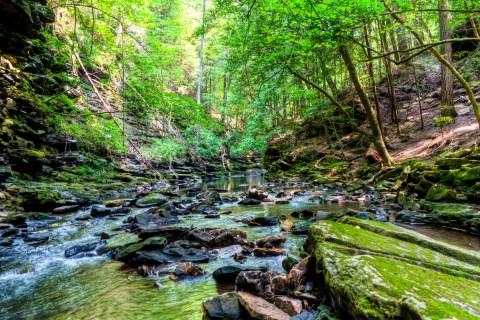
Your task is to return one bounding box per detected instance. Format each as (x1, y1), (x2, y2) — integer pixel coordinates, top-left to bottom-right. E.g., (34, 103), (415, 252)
(425, 184), (456, 202)
(115, 237), (166, 260)
(25, 149), (46, 158)
(306, 219), (480, 319)
(460, 166), (480, 183)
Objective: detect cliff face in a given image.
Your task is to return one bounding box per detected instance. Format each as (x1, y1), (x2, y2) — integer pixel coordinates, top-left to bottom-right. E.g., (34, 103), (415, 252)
(0, 0), (55, 55)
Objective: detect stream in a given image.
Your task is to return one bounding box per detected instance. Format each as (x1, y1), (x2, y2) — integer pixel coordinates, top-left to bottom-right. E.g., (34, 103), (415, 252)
(0, 173), (478, 319)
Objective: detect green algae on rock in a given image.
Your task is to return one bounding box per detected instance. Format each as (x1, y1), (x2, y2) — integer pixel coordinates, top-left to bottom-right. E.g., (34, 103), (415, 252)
(306, 217), (480, 319)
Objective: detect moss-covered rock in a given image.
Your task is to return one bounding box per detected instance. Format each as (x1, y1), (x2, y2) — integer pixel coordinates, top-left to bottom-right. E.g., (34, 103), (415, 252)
(425, 184), (456, 202)
(306, 217), (480, 319)
(460, 166), (480, 184)
(115, 237), (166, 260)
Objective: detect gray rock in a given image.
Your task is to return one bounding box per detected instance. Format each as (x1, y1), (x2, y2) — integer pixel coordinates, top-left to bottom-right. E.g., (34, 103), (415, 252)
(65, 240), (107, 258)
(212, 265), (268, 282)
(238, 198), (261, 205)
(202, 292), (242, 320)
(90, 205), (112, 217)
(52, 205), (79, 214)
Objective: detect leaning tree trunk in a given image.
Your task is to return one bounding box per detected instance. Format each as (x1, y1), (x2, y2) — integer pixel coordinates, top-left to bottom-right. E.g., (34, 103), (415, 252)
(339, 45), (393, 166)
(439, 0), (458, 117)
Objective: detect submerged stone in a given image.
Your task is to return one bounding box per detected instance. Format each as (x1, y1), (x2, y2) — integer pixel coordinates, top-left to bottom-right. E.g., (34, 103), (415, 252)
(306, 216), (480, 319)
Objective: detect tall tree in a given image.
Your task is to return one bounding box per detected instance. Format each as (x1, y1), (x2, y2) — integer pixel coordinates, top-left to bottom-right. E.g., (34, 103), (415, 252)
(439, 0), (457, 117)
(197, 0), (207, 104)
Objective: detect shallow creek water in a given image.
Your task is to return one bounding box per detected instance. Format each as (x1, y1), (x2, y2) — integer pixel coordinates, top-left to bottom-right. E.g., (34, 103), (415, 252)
(0, 174), (477, 319)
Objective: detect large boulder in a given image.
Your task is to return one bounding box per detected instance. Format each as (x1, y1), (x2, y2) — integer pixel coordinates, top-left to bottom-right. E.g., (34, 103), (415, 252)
(305, 216), (480, 319)
(237, 291), (290, 320)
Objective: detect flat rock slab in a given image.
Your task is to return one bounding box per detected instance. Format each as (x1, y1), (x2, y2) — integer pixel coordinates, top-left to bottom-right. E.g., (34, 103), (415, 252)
(237, 291), (290, 320)
(306, 216), (480, 319)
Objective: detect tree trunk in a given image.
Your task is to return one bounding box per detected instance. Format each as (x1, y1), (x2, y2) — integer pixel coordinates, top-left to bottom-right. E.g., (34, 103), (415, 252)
(196, 0), (206, 105)
(439, 0), (457, 117)
(379, 19), (400, 134)
(389, 28), (401, 62)
(339, 46), (393, 166)
(364, 24), (386, 139)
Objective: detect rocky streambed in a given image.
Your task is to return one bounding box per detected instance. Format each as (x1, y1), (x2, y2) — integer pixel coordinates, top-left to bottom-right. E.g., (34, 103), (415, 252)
(0, 173), (479, 319)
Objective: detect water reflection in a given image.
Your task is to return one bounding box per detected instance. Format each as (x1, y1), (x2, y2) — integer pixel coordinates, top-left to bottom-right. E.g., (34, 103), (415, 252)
(397, 224), (480, 251)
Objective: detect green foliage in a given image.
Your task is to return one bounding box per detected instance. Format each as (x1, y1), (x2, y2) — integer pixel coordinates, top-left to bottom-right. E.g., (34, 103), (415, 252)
(141, 138), (186, 162)
(75, 158), (116, 182)
(185, 127), (222, 158)
(433, 116), (454, 127)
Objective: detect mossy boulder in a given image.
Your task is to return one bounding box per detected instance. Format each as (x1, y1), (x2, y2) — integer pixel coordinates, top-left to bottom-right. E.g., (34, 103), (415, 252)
(115, 237), (166, 260)
(135, 193), (169, 208)
(306, 217), (480, 319)
(460, 166), (480, 184)
(425, 184), (456, 202)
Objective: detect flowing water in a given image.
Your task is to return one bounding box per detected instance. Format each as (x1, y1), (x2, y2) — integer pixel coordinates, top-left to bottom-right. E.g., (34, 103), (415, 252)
(0, 174), (358, 320)
(1, 173), (478, 319)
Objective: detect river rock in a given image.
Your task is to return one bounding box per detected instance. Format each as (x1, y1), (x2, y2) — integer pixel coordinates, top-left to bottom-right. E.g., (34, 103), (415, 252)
(253, 248), (286, 257)
(212, 265), (268, 282)
(287, 256), (313, 292)
(135, 193), (169, 208)
(282, 254), (301, 273)
(291, 221), (312, 234)
(290, 311), (320, 320)
(235, 271), (287, 298)
(256, 234), (287, 248)
(305, 216), (480, 319)
(280, 219), (293, 231)
(118, 238), (209, 265)
(134, 213), (181, 226)
(90, 205), (112, 217)
(174, 262), (207, 277)
(24, 233), (49, 244)
(291, 210), (314, 219)
(138, 226), (191, 239)
(275, 200), (290, 204)
(52, 205), (79, 214)
(238, 198), (261, 205)
(105, 199), (126, 207)
(202, 292), (242, 320)
(237, 291), (290, 320)
(65, 240), (107, 258)
(249, 217), (279, 226)
(274, 296), (303, 316)
(115, 237), (167, 260)
(247, 188), (268, 201)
